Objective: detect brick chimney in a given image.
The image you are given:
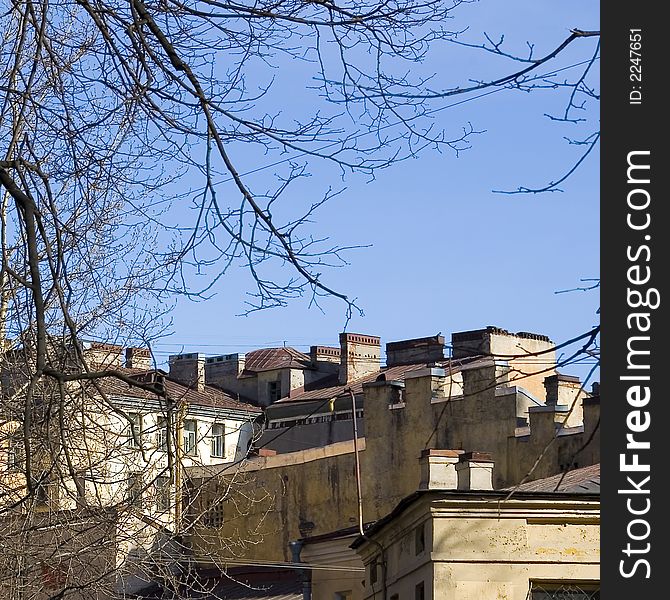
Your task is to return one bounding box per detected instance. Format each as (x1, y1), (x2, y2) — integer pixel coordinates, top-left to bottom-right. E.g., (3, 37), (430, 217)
(385, 335), (445, 367)
(338, 333), (381, 385)
(205, 353), (246, 385)
(169, 353), (205, 392)
(83, 342), (123, 369)
(309, 346), (340, 367)
(125, 347), (152, 370)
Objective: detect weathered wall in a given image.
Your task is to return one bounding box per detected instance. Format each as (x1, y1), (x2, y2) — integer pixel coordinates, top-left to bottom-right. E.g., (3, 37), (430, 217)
(362, 367), (599, 490)
(188, 441), (370, 562)
(187, 364), (600, 563)
(356, 495), (600, 600)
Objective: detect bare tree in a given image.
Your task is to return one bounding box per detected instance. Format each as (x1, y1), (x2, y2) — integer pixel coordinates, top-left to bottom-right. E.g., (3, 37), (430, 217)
(0, 1), (599, 597)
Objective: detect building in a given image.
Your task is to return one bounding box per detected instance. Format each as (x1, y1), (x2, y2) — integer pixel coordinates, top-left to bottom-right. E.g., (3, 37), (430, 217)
(351, 461), (600, 600)
(169, 345), (342, 407)
(0, 341), (262, 599)
(186, 325), (600, 564)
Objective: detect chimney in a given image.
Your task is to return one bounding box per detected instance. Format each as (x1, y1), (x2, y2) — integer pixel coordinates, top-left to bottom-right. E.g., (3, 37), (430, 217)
(205, 353), (246, 384)
(169, 353), (205, 392)
(309, 346), (340, 367)
(418, 449), (462, 490)
(385, 335), (445, 367)
(83, 342), (123, 369)
(544, 373), (582, 405)
(338, 333), (381, 385)
(125, 347), (152, 370)
(451, 326), (555, 400)
(544, 373), (584, 427)
(455, 452), (494, 490)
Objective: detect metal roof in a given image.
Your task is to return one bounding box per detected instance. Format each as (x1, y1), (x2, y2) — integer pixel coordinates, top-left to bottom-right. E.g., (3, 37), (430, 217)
(242, 347), (312, 373)
(504, 463), (601, 494)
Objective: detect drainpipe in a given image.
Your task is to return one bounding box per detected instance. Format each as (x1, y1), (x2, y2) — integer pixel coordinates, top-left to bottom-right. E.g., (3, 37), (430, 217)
(289, 540), (312, 600)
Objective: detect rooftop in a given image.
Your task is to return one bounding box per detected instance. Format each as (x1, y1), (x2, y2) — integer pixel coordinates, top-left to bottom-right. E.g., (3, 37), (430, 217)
(504, 463), (600, 494)
(87, 369), (262, 414)
(274, 355), (492, 403)
(242, 347), (312, 374)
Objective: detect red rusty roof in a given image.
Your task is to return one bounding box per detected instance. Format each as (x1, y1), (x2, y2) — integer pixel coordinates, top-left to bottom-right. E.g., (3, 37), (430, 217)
(242, 347), (312, 374)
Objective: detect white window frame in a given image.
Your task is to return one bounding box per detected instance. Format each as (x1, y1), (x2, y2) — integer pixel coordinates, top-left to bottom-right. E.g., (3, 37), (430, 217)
(210, 423), (225, 458)
(183, 419), (198, 456)
(157, 418), (169, 452)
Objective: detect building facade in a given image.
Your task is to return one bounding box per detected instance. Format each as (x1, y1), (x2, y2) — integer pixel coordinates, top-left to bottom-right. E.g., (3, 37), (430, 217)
(0, 342), (261, 599)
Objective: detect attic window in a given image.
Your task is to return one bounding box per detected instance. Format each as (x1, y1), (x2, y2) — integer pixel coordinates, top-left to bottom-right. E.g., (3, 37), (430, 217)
(269, 381), (282, 403)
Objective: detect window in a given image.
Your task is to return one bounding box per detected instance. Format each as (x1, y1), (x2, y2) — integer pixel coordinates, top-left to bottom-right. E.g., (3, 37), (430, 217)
(203, 498), (225, 528)
(210, 423), (225, 458)
(415, 581), (425, 600)
(414, 523), (425, 555)
(530, 583), (600, 600)
(369, 558), (378, 585)
(34, 473), (56, 507)
(155, 475), (171, 511)
(126, 413), (142, 447)
(157, 418), (169, 451)
(334, 593), (353, 600)
(183, 419), (198, 456)
(7, 435), (24, 472)
(268, 381), (282, 403)
(36, 481), (49, 504)
(127, 472), (143, 507)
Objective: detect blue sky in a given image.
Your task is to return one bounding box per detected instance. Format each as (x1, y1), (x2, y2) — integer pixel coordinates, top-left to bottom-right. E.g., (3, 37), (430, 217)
(154, 1), (600, 381)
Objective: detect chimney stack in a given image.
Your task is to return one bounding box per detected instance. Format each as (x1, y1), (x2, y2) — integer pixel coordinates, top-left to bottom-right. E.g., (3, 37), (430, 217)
(418, 449), (494, 491)
(338, 333), (381, 385)
(456, 452), (494, 490)
(451, 327), (556, 400)
(83, 342), (123, 369)
(418, 449), (461, 490)
(125, 347), (152, 370)
(544, 374), (582, 405)
(385, 335), (445, 367)
(310, 346), (340, 367)
(169, 353), (206, 392)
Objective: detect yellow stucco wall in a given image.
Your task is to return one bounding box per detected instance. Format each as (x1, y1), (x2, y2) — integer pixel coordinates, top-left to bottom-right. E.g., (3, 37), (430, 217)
(186, 365), (599, 563)
(188, 441), (367, 562)
(356, 495), (600, 600)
